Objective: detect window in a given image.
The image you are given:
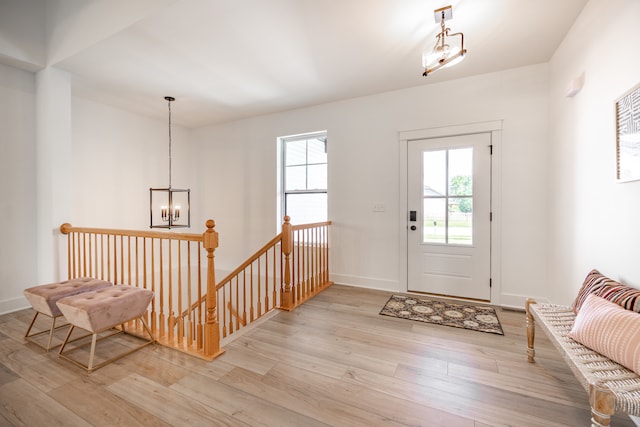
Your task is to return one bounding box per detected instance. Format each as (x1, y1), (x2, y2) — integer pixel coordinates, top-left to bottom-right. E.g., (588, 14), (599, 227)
(280, 131), (327, 224)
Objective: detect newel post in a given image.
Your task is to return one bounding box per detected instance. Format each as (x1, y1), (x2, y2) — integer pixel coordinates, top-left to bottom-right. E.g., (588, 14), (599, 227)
(281, 216), (294, 310)
(203, 219), (222, 358)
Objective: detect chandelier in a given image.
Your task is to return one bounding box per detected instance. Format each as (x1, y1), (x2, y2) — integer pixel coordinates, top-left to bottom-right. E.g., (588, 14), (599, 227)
(149, 96), (191, 229)
(422, 5), (467, 76)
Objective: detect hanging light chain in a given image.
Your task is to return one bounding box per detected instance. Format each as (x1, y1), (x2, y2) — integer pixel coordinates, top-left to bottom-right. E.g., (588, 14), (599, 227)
(166, 96), (174, 189)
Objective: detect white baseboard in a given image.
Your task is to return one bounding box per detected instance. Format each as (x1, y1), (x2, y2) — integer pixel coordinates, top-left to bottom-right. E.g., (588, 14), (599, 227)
(0, 295), (29, 316)
(499, 292), (550, 310)
(330, 273), (400, 292)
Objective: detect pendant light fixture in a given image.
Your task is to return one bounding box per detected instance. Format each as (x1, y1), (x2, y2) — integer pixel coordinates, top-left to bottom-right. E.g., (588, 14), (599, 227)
(149, 96), (190, 229)
(422, 5), (467, 76)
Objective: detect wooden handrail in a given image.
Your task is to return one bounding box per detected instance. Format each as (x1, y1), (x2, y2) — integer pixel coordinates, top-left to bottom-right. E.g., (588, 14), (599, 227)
(60, 223), (204, 241)
(291, 220), (332, 230)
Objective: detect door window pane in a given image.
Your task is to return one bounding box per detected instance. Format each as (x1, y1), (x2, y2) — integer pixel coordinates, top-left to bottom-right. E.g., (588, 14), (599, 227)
(448, 147), (473, 196)
(448, 197), (473, 244)
(423, 150), (447, 196)
(423, 198), (446, 244)
(422, 147), (473, 245)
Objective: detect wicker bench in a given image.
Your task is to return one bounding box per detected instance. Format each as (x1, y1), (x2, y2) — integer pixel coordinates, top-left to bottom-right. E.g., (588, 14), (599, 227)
(526, 299), (640, 427)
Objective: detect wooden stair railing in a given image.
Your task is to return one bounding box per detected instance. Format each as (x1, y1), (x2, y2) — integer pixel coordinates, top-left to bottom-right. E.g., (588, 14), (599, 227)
(178, 216), (333, 342)
(60, 220), (222, 360)
(60, 216), (332, 360)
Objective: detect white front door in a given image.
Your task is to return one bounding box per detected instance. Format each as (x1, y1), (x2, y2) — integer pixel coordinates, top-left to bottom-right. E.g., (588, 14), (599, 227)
(407, 133), (492, 300)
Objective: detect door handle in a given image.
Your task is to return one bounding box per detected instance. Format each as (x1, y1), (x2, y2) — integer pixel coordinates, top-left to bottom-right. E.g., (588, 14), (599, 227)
(410, 225), (417, 231)
(409, 210), (417, 221)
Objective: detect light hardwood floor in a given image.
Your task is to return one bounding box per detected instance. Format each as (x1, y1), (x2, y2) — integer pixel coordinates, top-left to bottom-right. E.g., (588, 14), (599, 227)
(0, 284), (635, 426)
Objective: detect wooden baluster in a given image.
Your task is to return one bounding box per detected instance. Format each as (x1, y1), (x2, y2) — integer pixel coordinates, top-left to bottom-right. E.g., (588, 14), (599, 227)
(186, 241), (192, 348)
(232, 278), (236, 332)
(244, 266), (248, 326)
(99, 234), (104, 281)
(177, 240), (184, 345)
(127, 235), (132, 285)
(203, 219), (222, 358)
(250, 262), (255, 322)
(88, 233), (93, 277)
(280, 216), (294, 310)
(197, 243), (203, 350)
(168, 239), (174, 343)
(73, 232), (78, 278)
(221, 285), (227, 339)
(302, 228), (307, 301)
(118, 235), (123, 284)
(142, 237), (150, 330)
(325, 224), (330, 284)
(322, 225), (327, 284)
(294, 229), (299, 302)
(159, 239), (165, 338)
(315, 226), (320, 291)
(272, 244), (276, 310)
(257, 257), (262, 319)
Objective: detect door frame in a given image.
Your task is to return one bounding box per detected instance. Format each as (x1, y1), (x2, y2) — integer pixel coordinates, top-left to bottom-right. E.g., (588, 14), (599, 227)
(399, 120), (503, 304)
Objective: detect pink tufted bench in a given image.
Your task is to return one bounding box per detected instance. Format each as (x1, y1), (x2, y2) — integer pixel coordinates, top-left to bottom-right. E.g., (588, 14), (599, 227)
(23, 277), (113, 351)
(56, 285), (155, 372)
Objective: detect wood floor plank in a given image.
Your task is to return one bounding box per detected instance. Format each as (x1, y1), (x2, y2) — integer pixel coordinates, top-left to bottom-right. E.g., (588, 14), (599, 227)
(0, 379), (90, 426)
(226, 335), (350, 380)
(219, 366), (408, 427)
(0, 362), (19, 386)
(107, 373), (251, 426)
(264, 362), (476, 427)
(50, 377), (171, 427)
(343, 364), (587, 427)
(172, 372), (330, 427)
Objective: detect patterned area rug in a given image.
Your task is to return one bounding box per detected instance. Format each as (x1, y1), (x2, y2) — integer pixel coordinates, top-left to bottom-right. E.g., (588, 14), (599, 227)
(379, 294), (504, 335)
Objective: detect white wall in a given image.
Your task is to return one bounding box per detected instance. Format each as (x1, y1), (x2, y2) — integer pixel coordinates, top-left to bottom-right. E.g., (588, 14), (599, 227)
(0, 63), (38, 313)
(191, 64), (550, 306)
(71, 97), (192, 231)
(547, 0), (640, 305)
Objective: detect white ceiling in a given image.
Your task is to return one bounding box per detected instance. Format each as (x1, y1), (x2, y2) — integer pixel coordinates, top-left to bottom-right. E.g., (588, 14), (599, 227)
(46, 0), (588, 128)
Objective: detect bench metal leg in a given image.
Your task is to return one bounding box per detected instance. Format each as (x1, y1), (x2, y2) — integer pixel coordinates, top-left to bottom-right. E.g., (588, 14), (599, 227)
(525, 298), (536, 363)
(24, 311), (69, 352)
(57, 316), (155, 373)
(87, 333), (98, 372)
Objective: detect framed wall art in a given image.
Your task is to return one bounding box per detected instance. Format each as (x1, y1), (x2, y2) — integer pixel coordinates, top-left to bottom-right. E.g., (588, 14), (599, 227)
(616, 82), (640, 182)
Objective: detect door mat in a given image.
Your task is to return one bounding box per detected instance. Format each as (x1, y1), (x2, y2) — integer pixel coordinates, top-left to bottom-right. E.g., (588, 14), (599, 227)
(379, 294), (504, 335)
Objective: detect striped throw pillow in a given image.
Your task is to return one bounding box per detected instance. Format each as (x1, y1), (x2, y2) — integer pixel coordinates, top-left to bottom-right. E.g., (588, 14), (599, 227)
(569, 294), (640, 375)
(572, 269), (640, 314)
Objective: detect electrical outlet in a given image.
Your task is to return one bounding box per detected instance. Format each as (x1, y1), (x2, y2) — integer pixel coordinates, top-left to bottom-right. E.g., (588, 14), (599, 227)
(373, 203), (385, 212)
